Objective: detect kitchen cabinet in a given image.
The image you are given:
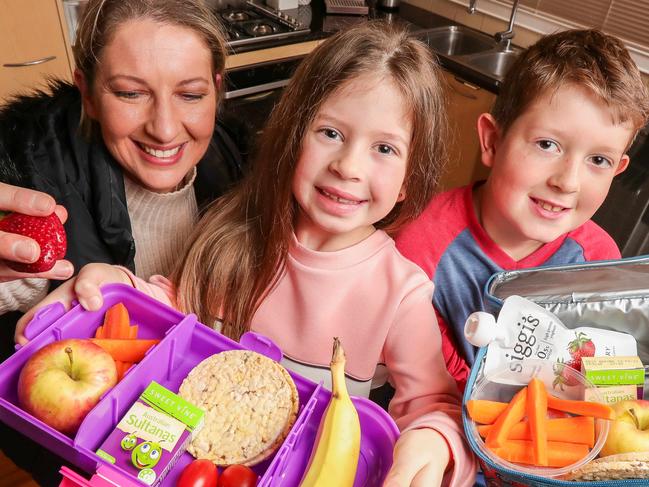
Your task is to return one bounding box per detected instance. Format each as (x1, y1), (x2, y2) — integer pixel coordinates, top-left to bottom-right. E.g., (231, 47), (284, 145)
(439, 69), (495, 190)
(0, 0), (73, 104)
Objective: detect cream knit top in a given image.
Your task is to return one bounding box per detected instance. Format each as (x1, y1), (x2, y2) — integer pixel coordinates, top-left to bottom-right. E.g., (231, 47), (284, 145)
(124, 168), (198, 280)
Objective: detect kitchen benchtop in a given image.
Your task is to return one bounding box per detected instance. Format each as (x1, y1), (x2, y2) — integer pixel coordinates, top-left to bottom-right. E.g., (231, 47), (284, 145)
(226, 1), (509, 93)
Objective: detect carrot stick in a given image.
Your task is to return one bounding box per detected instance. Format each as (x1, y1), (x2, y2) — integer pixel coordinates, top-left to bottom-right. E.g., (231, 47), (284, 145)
(128, 324), (139, 339)
(528, 378), (548, 466)
(103, 303), (130, 339)
(547, 394), (615, 420)
(477, 416), (595, 448)
(480, 395), (617, 421)
(122, 361), (133, 378)
(466, 399), (509, 424)
(114, 360), (123, 380)
(485, 387), (528, 448)
(489, 439), (589, 468)
(115, 361), (133, 380)
(90, 338), (159, 363)
(95, 325), (104, 339)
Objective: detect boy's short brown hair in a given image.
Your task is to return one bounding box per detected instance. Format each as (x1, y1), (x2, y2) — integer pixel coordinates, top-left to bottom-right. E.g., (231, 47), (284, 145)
(493, 29), (649, 137)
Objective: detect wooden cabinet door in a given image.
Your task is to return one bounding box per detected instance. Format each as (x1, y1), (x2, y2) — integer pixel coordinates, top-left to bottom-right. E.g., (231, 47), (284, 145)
(440, 70), (496, 191)
(0, 0), (72, 104)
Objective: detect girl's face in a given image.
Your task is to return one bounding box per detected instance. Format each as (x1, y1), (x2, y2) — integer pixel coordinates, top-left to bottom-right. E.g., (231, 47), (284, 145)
(292, 75), (411, 251)
(78, 19), (218, 193)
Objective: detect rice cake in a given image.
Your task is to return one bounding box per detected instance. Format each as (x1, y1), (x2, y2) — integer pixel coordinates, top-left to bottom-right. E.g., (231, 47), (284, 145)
(178, 350), (299, 466)
(565, 452), (649, 481)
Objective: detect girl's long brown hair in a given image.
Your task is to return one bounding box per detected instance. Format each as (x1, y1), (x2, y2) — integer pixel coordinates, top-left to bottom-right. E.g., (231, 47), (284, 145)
(171, 21), (449, 339)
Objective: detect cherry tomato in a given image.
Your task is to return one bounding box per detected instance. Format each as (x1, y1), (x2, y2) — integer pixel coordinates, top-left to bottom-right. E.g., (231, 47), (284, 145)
(218, 464), (258, 487)
(176, 459), (218, 487)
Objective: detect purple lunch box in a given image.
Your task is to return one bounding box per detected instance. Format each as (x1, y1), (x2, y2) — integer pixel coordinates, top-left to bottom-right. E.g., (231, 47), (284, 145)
(0, 284), (399, 486)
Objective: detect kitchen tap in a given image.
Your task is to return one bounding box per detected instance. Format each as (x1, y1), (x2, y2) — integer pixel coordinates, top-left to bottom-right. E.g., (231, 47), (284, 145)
(494, 0), (520, 52)
(467, 0), (520, 52)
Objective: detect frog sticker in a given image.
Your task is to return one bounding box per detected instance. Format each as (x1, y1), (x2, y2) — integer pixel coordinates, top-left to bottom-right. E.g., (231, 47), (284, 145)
(120, 433), (138, 451)
(131, 440), (162, 470)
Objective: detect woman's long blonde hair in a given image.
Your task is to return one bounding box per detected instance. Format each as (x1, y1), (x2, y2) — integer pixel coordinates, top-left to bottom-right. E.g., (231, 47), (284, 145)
(171, 21), (449, 339)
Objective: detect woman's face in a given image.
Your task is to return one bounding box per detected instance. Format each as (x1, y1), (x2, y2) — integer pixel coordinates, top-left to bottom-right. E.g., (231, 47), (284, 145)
(79, 19), (218, 193)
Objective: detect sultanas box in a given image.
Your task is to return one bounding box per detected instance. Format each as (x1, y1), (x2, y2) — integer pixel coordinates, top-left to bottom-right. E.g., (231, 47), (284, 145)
(96, 381), (204, 486)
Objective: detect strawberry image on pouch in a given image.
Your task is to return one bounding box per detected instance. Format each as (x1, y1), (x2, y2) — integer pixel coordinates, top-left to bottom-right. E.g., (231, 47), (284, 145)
(0, 212), (67, 273)
(568, 331), (596, 364)
(552, 358), (581, 390)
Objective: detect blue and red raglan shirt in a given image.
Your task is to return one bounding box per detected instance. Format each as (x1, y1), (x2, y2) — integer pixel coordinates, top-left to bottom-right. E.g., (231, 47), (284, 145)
(395, 183), (621, 391)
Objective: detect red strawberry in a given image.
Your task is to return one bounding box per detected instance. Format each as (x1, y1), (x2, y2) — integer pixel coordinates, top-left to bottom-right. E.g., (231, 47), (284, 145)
(568, 331), (596, 364)
(552, 358), (580, 390)
(0, 212), (67, 273)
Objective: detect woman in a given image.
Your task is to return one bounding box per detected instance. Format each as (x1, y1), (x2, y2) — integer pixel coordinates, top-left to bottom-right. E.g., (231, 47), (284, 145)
(0, 1), (244, 483)
(0, 0), (245, 342)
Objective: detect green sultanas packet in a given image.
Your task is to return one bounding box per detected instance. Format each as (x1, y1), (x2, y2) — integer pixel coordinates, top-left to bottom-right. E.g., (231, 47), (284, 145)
(96, 381), (204, 486)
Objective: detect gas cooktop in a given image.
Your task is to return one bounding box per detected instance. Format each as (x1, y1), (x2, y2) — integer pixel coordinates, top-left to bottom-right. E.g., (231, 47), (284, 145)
(218, 0), (310, 47)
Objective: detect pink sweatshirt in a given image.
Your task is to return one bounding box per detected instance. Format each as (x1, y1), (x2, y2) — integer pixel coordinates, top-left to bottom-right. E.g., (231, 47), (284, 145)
(127, 230), (477, 486)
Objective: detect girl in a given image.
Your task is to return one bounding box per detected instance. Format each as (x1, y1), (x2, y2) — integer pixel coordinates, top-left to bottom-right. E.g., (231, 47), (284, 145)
(18, 22), (477, 486)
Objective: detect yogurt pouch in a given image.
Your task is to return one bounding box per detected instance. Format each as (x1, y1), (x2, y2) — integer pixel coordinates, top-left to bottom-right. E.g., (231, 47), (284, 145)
(464, 295), (638, 385)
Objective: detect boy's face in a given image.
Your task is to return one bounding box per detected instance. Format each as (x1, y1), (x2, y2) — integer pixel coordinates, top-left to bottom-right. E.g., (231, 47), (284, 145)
(477, 84), (633, 260)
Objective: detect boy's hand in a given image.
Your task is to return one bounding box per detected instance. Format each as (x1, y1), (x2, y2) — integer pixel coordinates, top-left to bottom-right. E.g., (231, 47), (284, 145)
(0, 183), (73, 282)
(383, 429), (450, 487)
(14, 263), (132, 345)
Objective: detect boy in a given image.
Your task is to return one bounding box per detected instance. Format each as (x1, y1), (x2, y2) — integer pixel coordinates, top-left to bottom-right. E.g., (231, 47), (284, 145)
(396, 29), (649, 390)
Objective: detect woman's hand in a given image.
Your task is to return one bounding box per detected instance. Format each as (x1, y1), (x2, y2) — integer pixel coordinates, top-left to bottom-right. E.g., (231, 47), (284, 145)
(383, 429), (450, 487)
(0, 183), (73, 282)
(15, 263), (132, 345)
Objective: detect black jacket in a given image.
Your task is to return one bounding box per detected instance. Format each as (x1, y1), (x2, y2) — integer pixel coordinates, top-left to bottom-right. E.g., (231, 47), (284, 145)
(0, 82), (247, 485)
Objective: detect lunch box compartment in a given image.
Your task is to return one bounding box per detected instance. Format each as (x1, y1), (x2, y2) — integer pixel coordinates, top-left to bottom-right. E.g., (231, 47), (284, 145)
(464, 255), (649, 486)
(0, 284), (399, 486)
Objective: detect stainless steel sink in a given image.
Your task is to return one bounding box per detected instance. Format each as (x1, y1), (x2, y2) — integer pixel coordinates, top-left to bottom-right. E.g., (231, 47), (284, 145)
(462, 49), (520, 79)
(416, 25), (521, 82)
(417, 25), (521, 81)
(420, 25), (497, 57)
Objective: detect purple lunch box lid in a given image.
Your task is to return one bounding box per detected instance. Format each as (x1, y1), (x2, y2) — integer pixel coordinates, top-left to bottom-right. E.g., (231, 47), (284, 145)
(0, 284), (399, 486)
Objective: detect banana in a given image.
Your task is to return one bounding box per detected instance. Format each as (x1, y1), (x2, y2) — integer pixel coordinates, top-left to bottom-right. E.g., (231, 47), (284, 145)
(299, 337), (361, 487)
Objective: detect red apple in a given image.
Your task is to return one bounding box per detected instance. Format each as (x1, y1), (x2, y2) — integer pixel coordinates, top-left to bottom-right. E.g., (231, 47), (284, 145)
(601, 399), (649, 457)
(17, 338), (117, 435)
